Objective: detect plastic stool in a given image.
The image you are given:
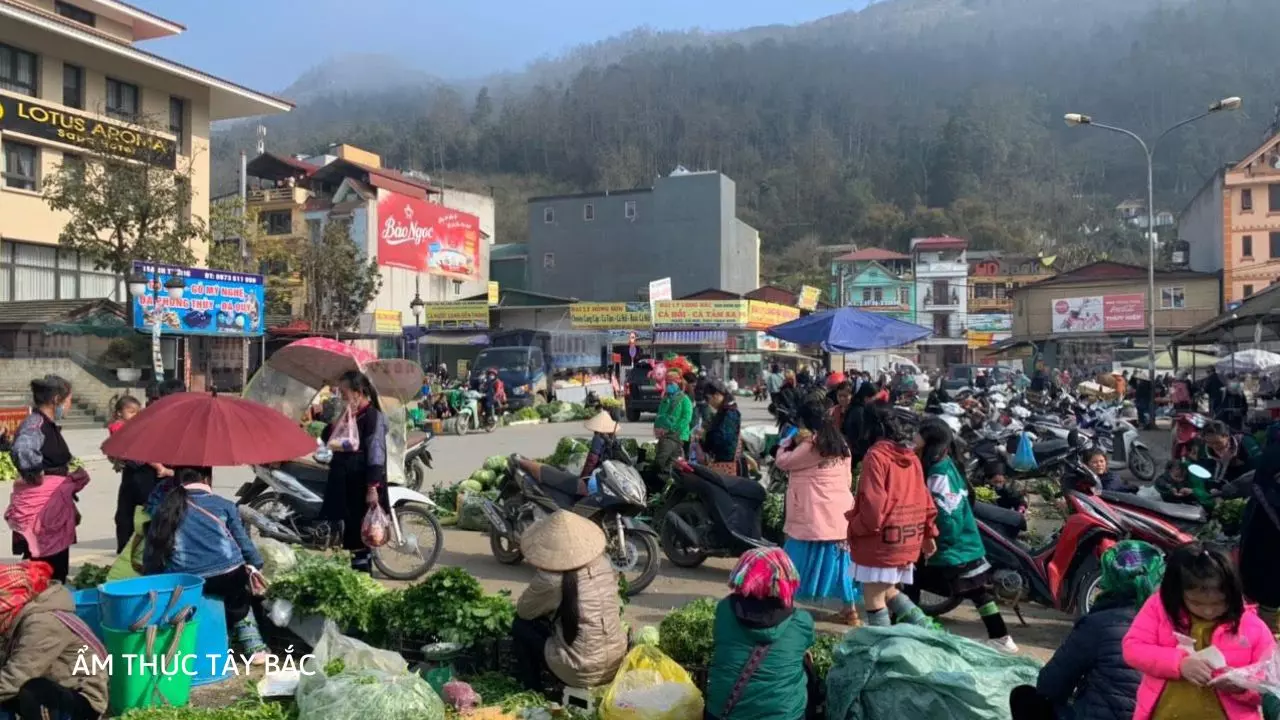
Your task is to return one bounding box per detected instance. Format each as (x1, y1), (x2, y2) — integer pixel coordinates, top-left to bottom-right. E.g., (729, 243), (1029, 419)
(562, 686), (597, 713)
(191, 596), (230, 687)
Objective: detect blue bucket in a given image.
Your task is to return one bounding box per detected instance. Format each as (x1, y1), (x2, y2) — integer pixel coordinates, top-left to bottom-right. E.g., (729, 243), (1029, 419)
(191, 595), (230, 687)
(71, 588), (103, 641)
(99, 574), (204, 631)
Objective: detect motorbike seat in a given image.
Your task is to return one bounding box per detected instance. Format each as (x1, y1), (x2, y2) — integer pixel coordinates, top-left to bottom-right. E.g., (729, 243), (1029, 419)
(1100, 491), (1207, 523)
(692, 464), (767, 502)
(535, 464), (585, 499)
(406, 430), (428, 450)
(972, 500), (1027, 535)
(277, 460), (329, 487)
(1030, 414), (1063, 426)
(1032, 438), (1070, 458)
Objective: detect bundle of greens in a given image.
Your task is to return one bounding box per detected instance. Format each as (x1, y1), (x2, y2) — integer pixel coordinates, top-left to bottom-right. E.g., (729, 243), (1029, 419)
(513, 407), (542, 422)
(658, 597), (718, 667)
(119, 701), (296, 719)
(69, 563), (110, 590)
(762, 493), (785, 540)
(267, 551), (386, 634)
(375, 567), (516, 647)
(0, 454), (15, 483)
(809, 632), (841, 680)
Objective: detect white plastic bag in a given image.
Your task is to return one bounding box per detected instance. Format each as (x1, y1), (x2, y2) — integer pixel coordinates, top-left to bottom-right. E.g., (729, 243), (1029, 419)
(255, 537), (298, 579)
(296, 623), (444, 720)
(330, 409), (360, 452)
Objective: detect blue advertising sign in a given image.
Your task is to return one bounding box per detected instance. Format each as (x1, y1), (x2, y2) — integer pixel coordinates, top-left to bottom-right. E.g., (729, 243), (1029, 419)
(131, 261), (265, 337)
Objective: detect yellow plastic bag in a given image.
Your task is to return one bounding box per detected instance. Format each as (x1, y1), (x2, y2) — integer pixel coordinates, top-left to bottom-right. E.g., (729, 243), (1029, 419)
(601, 645), (704, 720)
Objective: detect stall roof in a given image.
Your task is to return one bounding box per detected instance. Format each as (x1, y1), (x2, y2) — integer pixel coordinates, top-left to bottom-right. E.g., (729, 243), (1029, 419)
(1010, 261), (1214, 293)
(1173, 282), (1280, 345)
(0, 298), (124, 328)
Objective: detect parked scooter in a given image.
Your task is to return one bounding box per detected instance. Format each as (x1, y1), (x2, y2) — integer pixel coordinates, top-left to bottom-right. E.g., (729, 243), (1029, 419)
(404, 430), (434, 492)
(658, 459), (774, 568)
(482, 455), (660, 595)
(455, 389), (500, 434)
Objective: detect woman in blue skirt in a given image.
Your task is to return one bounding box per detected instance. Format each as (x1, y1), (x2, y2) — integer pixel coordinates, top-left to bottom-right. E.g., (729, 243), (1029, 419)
(776, 400), (860, 625)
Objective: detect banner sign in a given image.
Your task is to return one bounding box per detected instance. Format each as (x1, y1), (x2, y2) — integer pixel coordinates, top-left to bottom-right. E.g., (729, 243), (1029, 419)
(1051, 294), (1145, 333)
(653, 300), (748, 328)
(648, 278), (672, 303)
(131, 262), (264, 337)
(571, 302), (651, 329)
(424, 301), (489, 330)
(746, 300), (800, 330)
(0, 92), (176, 168)
(487, 281), (500, 306)
(373, 309), (402, 335)
(0, 408), (27, 436)
(798, 285), (821, 311)
(654, 330), (729, 345)
(967, 332), (996, 349)
(376, 191), (482, 279)
(755, 332), (798, 353)
(968, 313), (1012, 332)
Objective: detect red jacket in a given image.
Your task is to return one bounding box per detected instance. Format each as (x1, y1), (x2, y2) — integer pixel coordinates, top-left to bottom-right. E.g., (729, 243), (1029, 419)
(846, 440), (938, 568)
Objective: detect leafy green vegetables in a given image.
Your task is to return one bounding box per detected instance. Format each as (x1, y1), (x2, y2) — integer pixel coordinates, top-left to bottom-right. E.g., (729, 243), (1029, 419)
(0, 454), (14, 483)
(119, 701), (296, 719)
(973, 486), (998, 504)
(68, 457), (84, 472)
(658, 597), (718, 667)
(809, 632), (841, 679)
(373, 567), (515, 647)
(513, 407), (541, 421)
(69, 563), (110, 590)
(762, 493), (785, 538)
(267, 551), (386, 634)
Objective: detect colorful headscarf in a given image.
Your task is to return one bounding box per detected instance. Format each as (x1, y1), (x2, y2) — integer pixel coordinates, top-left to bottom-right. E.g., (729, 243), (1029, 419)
(0, 560), (53, 634)
(728, 548), (800, 608)
(1098, 540), (1165, 609)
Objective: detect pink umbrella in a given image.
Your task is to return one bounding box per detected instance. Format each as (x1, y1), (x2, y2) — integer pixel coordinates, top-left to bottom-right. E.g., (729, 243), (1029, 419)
(267, 337), (377, 389)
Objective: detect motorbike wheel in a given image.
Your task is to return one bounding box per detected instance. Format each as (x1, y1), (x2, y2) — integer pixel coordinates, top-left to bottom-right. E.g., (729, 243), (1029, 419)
(490, 499), (527, 565)
(1072, 556), (1103, 616)
(372, 503), (443, 581)
(456, 414), (470, 436)
(610, 528), (660, 596)
(406, 457), (429, 492)
(659, 501), (711, 568)
(916, 593), (964, 618)
(1127, 445), (1157, 483)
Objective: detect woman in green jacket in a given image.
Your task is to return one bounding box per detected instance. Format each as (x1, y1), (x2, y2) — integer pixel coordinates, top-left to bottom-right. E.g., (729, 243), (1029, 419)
(706, 548), (816, 720)
(653, 370), (693, 484)
(905, 418), (1017, 653)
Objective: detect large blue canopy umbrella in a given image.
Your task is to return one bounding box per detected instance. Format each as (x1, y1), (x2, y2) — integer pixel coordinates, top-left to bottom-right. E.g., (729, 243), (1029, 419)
(766, 307), (932, 352)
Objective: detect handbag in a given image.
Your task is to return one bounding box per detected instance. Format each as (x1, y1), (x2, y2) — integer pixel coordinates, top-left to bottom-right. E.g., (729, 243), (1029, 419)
(705, 436), (743, 477)
(720, 643), (772, 718)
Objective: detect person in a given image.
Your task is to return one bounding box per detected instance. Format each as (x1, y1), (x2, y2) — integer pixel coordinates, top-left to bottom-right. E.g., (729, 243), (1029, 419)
(580, 411), (625, 479)
(1239, 440), (1280, 631)
(1220, 376), (1250, 432)
(4, 376), (88, 583)
(777, 401), (859, 625)
(1009, 540), (1165, 720)
(1084, 447), (1138, 493)
(706, 548), (816, 720)
(1154, 461), (1200, 505)
(829, 381), (854, 430)
(846, 405), (937, 628)
(653, 370), (693, 484)
(841, 382), (879, 466)
(481, 367), (505, 424)
(510, 511), (625, 691)
(974, 368), (991, 391)
(1122, 543), (1276, 720)
(924, 382), (952, 415)
(1204, 367), (1225, 415)
(906, 418), (1016, 651)
(318, 370), (391, 574)
(688, 372), (713, 447)
(0, 560), (109, 720)
(765, 364), (785, 407)
(700, 380), (742, 469)
(1194, 421), (1257, 496)
(143, 466), (269, 662)
(1030, 360), (1053, 395)
(108, 394), (174, 554)
(774, 371), (804, 427)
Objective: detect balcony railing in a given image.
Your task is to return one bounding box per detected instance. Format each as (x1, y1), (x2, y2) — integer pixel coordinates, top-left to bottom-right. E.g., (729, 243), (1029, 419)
(969, 297), (1012, 311)
(247, 187), (306, 205)
(847, 299), (911, 311)
(922, 293), (961, 309)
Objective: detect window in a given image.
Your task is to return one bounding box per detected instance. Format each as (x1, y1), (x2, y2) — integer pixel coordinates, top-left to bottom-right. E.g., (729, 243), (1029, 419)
(452, 281), (463, 297)
(931, 280), (949, 302)
(0, 43), (37, 96)
(624, 200), (637, 219)
(1270, 184), (1280, 213)
(933, 315), (949, 337)
(3, 142), (37, 191)
(973, 283), (994, 299)
(1244, 284), (1255, 298)
(262, 211), (292, 236)
(583, 203), (594, 221)
(54, 1), (95, 26)
(105, 78), (138, 121)
(1160, 286), (1186, 309)
(168, 97), (185, 145)
(872, 287), (883, 302)
(1243, 235), (1254, 257)
(898, 287), (910, 306)
(1270, 232), (1280, 259)
(307, 219), (322, 245)
(542, 253), (555, 269)
(62, 64), (83, 109)
(543, 207), (554, 224)
(861, 288), (871, 303)
(1242, 188), (1254, 212)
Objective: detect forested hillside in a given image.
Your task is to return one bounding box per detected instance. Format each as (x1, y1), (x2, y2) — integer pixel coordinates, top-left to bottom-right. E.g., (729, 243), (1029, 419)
(210, 0), (1280, 283)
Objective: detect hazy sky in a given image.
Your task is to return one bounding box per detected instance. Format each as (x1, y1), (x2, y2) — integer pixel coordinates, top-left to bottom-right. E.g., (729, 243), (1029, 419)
(141, 0), (869, 92)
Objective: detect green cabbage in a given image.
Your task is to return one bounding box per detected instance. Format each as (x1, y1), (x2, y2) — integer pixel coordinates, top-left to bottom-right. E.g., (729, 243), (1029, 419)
(459, 479), (484, 493)
(636, 625), (660, 646)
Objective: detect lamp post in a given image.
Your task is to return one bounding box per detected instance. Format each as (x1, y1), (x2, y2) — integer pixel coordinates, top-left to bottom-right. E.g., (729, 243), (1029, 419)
(410, 287), (425, 365)
(128, 268), (186, 382)
(1064, 96), (1241, 420)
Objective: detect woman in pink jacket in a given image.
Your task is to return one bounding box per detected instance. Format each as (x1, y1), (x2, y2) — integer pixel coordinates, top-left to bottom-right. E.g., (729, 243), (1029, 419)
(1122, 543), (1275, 720)
(777, 400), (860, 625)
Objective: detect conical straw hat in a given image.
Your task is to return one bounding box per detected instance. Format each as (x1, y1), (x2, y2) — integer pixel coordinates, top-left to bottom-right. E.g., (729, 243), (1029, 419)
(520, 511), (606, 572)
(583, 410), (619, 435)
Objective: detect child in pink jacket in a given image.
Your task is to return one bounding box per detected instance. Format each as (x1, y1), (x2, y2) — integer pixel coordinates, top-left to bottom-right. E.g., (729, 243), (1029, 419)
(1122, 543), (1276, 720)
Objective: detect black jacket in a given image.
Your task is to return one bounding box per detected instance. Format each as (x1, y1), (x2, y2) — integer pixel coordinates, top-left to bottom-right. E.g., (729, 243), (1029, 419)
(1036, 599), (1140, 720)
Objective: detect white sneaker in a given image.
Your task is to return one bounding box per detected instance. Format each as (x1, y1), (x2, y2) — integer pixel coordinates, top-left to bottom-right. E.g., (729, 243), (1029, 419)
(986, 636), (1019, 654)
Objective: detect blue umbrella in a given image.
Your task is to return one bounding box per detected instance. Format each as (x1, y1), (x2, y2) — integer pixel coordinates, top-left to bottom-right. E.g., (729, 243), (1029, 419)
(766, 307), (932, 352)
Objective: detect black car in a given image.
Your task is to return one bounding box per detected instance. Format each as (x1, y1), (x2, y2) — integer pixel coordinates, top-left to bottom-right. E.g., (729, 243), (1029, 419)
(625, 361), (662, 421)
(943, 364), (1011, 391)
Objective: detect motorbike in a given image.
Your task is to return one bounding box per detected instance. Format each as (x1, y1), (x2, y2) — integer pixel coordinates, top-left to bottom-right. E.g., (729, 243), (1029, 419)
(482, 455), (660, 595)
(918, 447), (1125, 621)
(236, 338), (445, 581)
(403, 431), (434, 491)
(455, 389), (501, 434)
(658, 459), (775, 568)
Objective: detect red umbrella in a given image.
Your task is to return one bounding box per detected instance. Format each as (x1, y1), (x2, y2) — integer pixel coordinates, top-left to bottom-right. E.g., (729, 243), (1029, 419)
(101, 392), (318, 467)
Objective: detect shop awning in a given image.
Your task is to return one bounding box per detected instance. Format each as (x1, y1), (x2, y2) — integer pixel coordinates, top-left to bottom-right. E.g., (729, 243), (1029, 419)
(1173, 283), (1280, 346)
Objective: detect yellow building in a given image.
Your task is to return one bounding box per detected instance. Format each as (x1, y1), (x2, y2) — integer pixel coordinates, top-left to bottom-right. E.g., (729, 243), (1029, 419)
(0, 0), (290, 302)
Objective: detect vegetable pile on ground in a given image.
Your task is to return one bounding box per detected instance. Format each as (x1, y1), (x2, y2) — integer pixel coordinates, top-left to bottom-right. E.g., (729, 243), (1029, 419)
(658, 597), (840, 678)
(0, 454), (15, 482)
(535, 402), (593, 424)
(370, 567), (516, 648)
(121, 701), (297, 719)
(266, 550), (387, 635)
(69, 563), (110, 590)
(1213, 497), (1247, 535)
(433, 456), (508, 531)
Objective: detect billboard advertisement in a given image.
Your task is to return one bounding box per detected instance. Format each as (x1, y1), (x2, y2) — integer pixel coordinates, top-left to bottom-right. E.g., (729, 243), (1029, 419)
(1051, 294), (1145, 333)
(797, 285), (821, 311)
(746, 300), (800, 330)
(653, 301), (748, 328)
(423, 301), (489, 330)
(131, 262), (264, 337)
(376, 192), (482, 279)
(968, 313), (1012, 332)
(570, 302), (651, 329)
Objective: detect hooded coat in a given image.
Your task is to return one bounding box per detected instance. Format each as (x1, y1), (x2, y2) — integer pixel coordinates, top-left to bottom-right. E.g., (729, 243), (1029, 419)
(705, 596), (815, 720)
(846, 439), (937, 569)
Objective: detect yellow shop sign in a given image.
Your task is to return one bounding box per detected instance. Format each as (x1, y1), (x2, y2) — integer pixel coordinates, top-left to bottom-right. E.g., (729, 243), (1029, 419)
(746, 300), (800, 330)
(653, 300), (748, 328)
(424, 301), (489, 330)
(570, 302), (650, 328)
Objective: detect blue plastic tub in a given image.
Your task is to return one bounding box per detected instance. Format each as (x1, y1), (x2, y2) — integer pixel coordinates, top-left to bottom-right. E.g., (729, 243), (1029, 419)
(191, 595), (230, 687)
(71, 588), (102, 641)
(99, 574), (204, 631)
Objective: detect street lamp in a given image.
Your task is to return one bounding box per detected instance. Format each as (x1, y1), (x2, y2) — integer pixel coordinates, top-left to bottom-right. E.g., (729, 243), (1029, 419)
(127, 268), (186, 382)
(410, 291), (424, 327)
(1064, 96), (1241, 422)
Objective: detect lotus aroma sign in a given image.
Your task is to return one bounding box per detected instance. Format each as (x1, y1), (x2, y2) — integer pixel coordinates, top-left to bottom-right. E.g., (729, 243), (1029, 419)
(0, 92), (176, 168)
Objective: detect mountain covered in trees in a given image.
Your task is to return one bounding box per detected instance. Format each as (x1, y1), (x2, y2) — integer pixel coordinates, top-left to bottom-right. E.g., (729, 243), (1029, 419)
(210, 0), (1280, 285)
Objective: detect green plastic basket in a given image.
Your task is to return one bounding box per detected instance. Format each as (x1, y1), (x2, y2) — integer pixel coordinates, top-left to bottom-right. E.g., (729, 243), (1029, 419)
(102, 620), (200, 715)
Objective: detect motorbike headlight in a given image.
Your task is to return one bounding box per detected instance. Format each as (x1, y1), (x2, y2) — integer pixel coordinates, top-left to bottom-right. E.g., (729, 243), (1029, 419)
(600, 461), (646, 505)
(512, 386), (527, 396)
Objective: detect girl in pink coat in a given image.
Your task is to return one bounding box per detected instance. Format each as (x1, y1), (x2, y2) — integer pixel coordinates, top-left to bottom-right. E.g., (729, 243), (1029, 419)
(1122, 543), (1275, 720)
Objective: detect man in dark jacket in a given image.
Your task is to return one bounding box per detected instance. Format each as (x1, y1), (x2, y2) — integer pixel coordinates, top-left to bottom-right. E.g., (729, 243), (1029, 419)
(1009, 540), (1163, 720)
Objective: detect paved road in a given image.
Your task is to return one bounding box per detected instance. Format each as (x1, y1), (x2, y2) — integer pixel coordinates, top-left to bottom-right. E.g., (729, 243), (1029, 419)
(6, 399), (1174, 660)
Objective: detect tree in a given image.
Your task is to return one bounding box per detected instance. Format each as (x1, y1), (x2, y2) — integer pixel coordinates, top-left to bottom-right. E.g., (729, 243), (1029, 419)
(44, 140), (201, 282)
(300, 220), (382, 333)
(206, 197), (299, 316)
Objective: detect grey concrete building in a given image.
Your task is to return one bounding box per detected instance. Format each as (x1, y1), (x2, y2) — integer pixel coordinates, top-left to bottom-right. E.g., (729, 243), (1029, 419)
(526, 169), (760, 301)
